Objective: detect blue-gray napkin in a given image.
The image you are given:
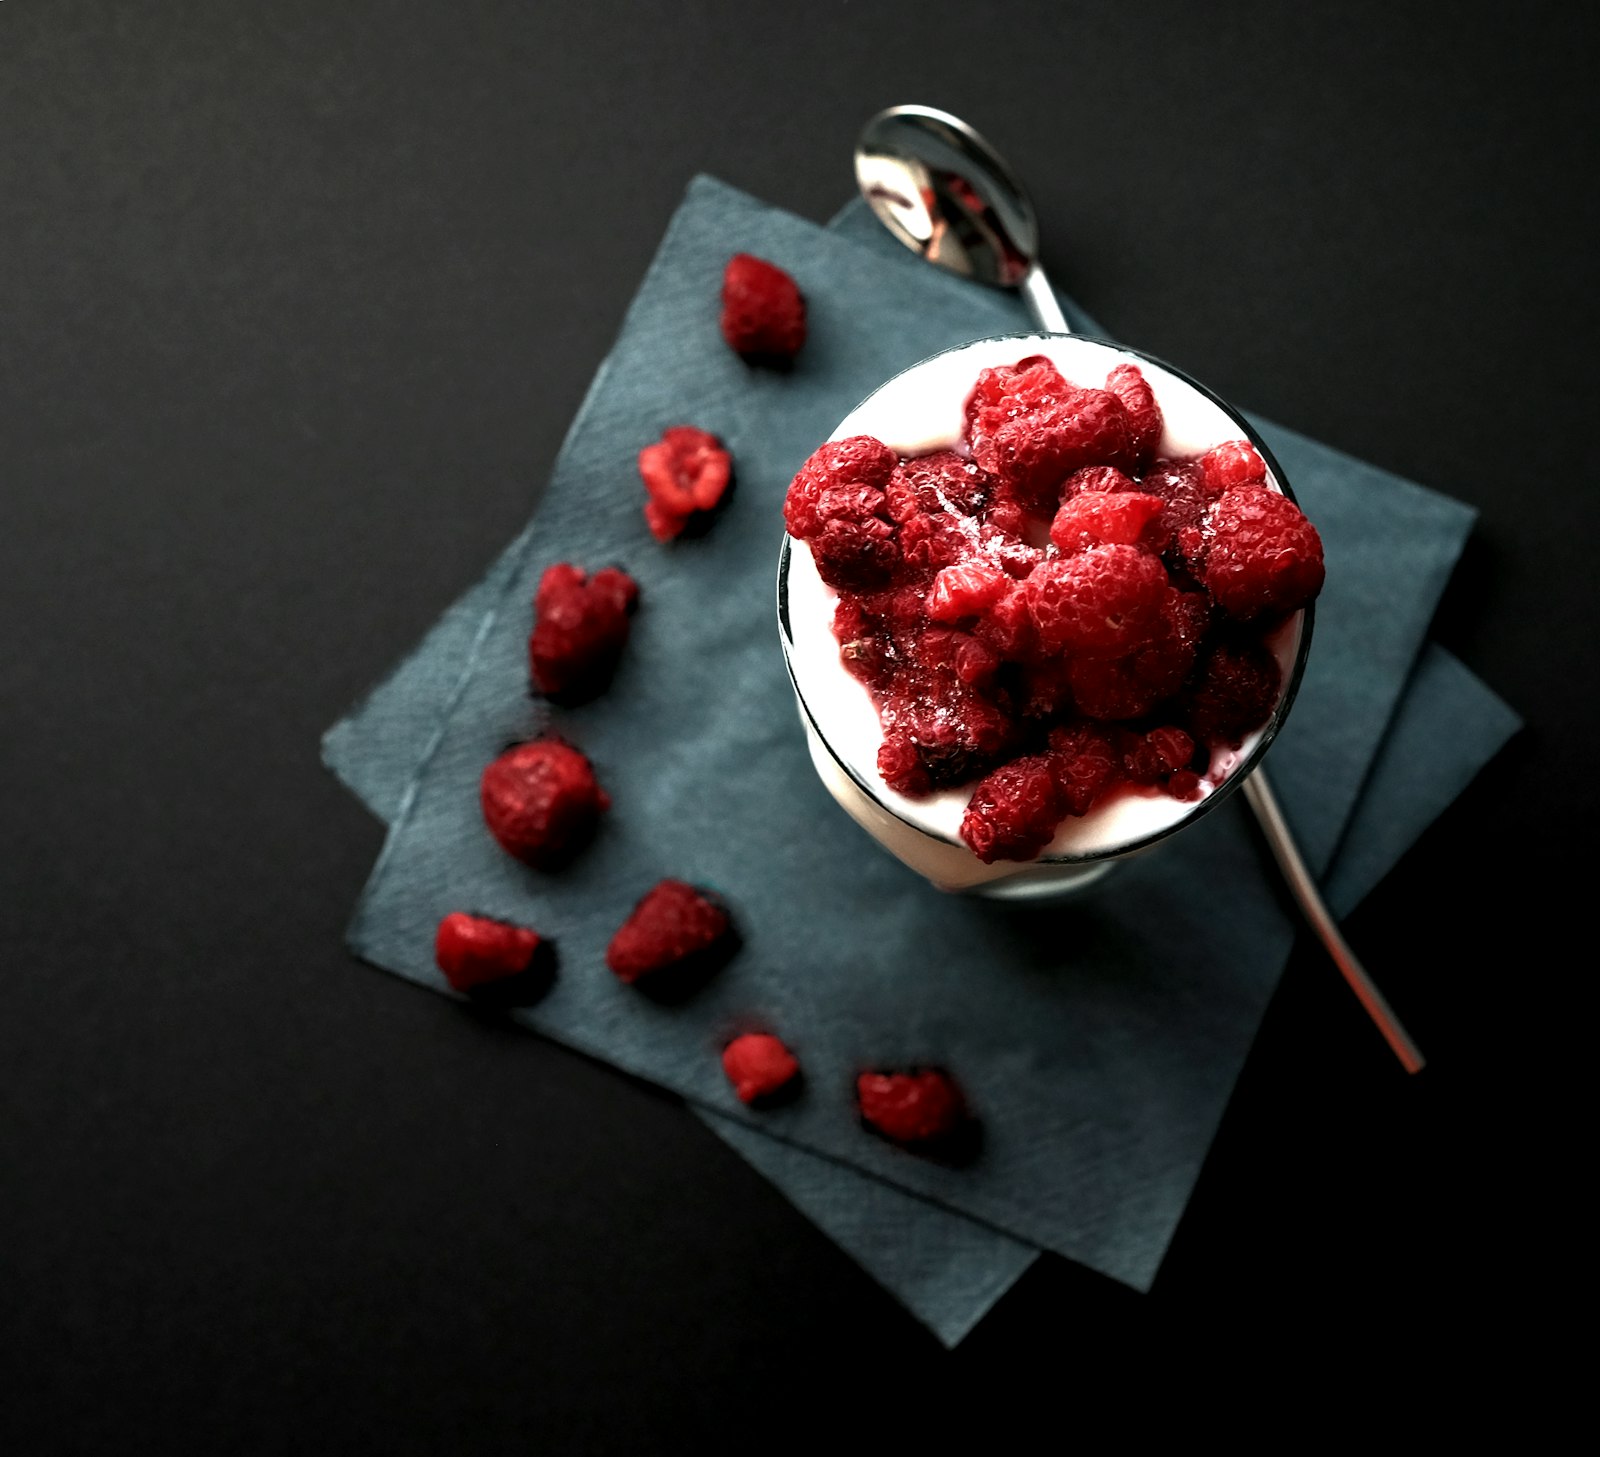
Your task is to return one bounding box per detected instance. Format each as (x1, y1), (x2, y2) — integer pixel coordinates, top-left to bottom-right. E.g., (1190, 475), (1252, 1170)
(326, 552), (1512, 1344)
(331, 176), (1519, 1322)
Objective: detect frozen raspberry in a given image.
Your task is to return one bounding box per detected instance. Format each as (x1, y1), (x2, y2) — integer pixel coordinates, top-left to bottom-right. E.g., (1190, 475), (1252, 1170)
(895, 507), (967, 578)
(528, 563), (639, 701)
(990, 390), (1133, 508)
(721, 1033), (801, 1104)
(982, 530), (1046, 580)
(480, 739), (609, 869)
(926, 558), (1010, 622)
(887, 450), (991, 519)
(1186, 638), (1283, 745)
(1049, 490), (1166, 554)
(1122, 725), (1196, 783)
(1048, 722), (1123, 815)
(972, 581), (1036, 660)
(967, 358), (1133, 506)
(720, 253), (806, 362)
(960, 753), (1065, 863)
(786, 437), (898, 536)
(1066, 655), (1160, 721)
(1168, 770), (1202, 800)
(1198, 440), (1267, 493)
(433, 912), (544, 993)
(638, 426), (733, 541)
(784, 436), (901, 591)
(981, 491), (1032, 539)
(1024, 546), (1168, 658)
(857, 1069), (969, 1147)
(877, 733), (930, 796)
(1063, 464), (1138, 497)
(834, 599), (895, 690)
(811, 513), (899, 593)
(1106, 363), (1163, 464)
(965, 356), (1073, 446)
(1199, 484), (1326, 620)
(606, 879), (733, 987)
(873, 584), (930, 648)
(877, 673), (1019, 792)
(952, 634), (1002, 690)
(1067, 587), (1208, 719)
(1020, 658), (1075, 718)
(1139, 459), (1214, 558)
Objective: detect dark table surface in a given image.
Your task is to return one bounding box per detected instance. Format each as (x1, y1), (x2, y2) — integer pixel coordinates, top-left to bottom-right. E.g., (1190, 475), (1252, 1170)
(3, 2), (1588, 1448)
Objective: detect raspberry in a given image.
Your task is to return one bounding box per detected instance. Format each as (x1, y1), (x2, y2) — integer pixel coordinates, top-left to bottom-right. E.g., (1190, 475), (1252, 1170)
(606, 880), (734, 988)
(784, 436), (901, 590)
(1168, 770), (1202, 799)
(926, 558), (1010, 622)
(981, 491), (1032, 539)
(953, 634), (1001, 689)
(1021, 658), (1076, 718)
(1067, 654), (1160, 721)
(887, 450), (991, 519)
(480, 739), (609, 869)
(811, 513), (900, 593)
(981, 530), (1045, 580)
(877, 732), (930, 796)
(988, 390), (1133, 508)
(877, 673), (1019, 791)
(721, 1033), (801, 1104)
(959, 753), (1065, 862)
(528, 563), (639, 701)
(1049, 490), (1166, 554)
(857, 1069), (969, 1147)
(784, 441), (908, 588)
(1063, 464), (1138, 497)
(895, 508), (966, 577)
(972, 582), (1036, 660)
(433, 912), (544, 993)
(1105, 363), (1163, 464)
(965, 357), (1073, 446)
(1068, 586), (1208, 719)
(720, 253), (806, 362)
(1024, 546), (1168, 658)
(1048, 722), (1122, 815)
(1198, 440), (1267, 493)
(1199, 485), (1326, 620)
(967, 358), (1133, 506)
(1139, 459), (1214, 558)
(1186, 638), (1282, 745)
(1122, 725), (1196, 783)
(638, 426), (733, 541)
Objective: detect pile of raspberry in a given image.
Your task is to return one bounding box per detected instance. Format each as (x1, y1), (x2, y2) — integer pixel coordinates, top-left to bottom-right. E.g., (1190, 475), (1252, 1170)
(783, 355), (1325, 864)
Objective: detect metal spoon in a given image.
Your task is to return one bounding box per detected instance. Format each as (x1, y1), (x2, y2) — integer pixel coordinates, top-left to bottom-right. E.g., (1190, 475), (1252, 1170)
(855, 103), (1424, 1074)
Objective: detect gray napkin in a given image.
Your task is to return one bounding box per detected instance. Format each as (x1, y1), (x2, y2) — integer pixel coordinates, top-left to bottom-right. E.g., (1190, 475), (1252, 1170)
(326, 547), (1512, 1344)
(329, 177), (1519, 1331)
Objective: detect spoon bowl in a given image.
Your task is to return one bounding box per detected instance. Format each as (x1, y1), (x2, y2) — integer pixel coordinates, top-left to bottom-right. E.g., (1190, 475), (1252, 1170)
(855, 105), (1039, 289)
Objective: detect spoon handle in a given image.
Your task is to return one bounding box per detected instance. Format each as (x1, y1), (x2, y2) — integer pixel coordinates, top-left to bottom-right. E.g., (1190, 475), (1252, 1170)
(1021, 263), (1071, 334)
(1241, 773), (1425, 1071)
(1026, 260), (1424, 1073)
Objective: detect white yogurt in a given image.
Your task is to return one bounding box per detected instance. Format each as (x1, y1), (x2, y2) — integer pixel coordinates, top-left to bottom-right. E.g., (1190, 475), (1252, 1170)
(779, 334), (1306, 894)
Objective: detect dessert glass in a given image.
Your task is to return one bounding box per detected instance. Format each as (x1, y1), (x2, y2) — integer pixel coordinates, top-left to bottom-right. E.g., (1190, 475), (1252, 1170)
(776, 333), (1314, 900)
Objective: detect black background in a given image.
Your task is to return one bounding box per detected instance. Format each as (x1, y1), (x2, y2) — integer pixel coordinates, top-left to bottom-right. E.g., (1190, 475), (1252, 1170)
(2, 2), (1589, 1448)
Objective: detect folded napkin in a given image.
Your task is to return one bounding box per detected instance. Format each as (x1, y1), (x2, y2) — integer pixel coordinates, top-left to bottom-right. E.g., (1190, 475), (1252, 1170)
(327, 177), (1519, 1339)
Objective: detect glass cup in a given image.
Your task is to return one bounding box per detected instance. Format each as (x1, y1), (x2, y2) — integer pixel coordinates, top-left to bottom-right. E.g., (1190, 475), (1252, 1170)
(776, 333), (1313, 900)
